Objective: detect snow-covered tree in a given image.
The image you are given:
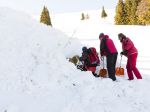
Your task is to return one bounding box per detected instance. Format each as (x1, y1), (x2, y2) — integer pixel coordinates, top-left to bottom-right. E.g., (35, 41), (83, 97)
(40, 6), (52, 26)
(124, 0), (132, 24)
(101, 6), (107, 18)
(85, 13), (90, 19)
(81, 13), (85, 20)
(115, 0), (126, 24)
(136, 0), (150, 25)
(130, 0), (141, 24)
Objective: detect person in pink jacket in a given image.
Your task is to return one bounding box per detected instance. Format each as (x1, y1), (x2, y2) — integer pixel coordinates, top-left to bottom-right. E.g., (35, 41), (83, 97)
(99, 33), (118, 81)
(118, 33), (142, 80)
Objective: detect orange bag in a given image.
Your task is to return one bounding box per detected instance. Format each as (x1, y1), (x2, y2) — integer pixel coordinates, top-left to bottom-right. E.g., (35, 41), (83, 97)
(116, 56), (124, 76)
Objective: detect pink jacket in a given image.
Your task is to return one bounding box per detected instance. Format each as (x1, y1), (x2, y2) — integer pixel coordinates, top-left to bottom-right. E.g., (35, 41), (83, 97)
(122, 37), (138, 56)
(100, 35), (118, 56)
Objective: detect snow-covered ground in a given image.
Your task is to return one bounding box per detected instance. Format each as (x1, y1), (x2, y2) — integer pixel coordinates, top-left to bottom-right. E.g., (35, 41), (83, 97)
(0, 7), (150, 112)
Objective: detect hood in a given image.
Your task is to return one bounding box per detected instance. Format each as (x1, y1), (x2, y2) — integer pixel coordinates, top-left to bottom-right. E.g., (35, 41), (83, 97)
(104, 35), (109, 38)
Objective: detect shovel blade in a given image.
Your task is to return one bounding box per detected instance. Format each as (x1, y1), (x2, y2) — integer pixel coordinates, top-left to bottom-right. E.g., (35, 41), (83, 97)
(99, 69), (107, 77)
(116, 67), (124, 76)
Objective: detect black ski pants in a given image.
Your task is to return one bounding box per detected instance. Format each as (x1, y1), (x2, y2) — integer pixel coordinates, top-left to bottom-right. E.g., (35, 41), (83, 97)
(107, 53), (118, 81)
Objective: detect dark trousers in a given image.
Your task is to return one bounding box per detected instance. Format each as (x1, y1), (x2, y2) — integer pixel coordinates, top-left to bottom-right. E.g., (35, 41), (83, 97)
(107, 53), (118, 81)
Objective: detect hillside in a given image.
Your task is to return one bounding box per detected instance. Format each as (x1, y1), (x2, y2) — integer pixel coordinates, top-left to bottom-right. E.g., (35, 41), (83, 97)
(0, 7), (150, 112)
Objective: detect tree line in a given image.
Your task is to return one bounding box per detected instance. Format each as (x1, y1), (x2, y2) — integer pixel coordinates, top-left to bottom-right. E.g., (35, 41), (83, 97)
(40, 6), (108, 26)
(40, 0), (150, 26)
(115, 0), (150, 25)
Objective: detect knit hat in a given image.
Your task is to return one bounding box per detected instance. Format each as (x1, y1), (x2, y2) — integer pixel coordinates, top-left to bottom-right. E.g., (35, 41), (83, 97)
(82, 46), (87, 52)
(118, 33), (126, 39)
(99, 33), (104, 39)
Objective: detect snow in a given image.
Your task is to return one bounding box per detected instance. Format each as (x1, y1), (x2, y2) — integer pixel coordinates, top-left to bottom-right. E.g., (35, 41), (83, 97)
(0, 7), (150, 112)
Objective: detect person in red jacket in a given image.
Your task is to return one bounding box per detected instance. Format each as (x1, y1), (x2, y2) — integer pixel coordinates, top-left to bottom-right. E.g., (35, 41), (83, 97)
(79, 46), (100, 77)
(118, 33), (142, 80)
(99, 33), (118, 81)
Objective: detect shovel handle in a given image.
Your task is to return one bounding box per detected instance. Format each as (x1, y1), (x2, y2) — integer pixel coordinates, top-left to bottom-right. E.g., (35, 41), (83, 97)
(120, 55), (122, 67)
(102, 56), (105, 69)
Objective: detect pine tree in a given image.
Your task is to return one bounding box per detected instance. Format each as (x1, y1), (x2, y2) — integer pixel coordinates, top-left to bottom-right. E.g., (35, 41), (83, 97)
(40, 6), (52, 26)
(81, 13), (85, 20)
(130, 0), (141, 24)
(115, 0), (126, 24)
(85, 14), (90, 19)
(136, 0), (150, 25)
(124, 0), (132, 24)
(101, 6), (108, 18)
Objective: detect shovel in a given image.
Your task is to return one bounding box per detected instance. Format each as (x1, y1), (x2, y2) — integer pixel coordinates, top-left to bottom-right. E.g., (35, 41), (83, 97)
(116, 55), (124, 76)
(99, 57), (107, 77)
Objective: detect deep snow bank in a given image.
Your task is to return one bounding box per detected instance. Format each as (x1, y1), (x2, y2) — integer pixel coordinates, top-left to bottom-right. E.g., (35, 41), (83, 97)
(0, 7), (84, 112)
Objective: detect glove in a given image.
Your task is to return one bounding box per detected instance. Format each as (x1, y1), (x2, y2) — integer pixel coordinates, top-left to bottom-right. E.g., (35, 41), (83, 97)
(92, 61), (98, 66)
(92, 61), (97, 64)
(77, 65), (81, 69)
(124, 50), (128, 55)
(120, 50), (128, 55)
(120, 51), (124, 55)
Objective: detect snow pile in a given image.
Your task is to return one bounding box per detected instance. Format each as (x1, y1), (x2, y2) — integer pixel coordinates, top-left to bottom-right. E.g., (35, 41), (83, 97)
(0, 7), (84, 112)
(0, 7), (150, 112)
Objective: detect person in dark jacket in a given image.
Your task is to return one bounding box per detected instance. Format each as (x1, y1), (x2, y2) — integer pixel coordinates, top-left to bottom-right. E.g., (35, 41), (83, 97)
(99, 33), (118, 81)
(79, 46), (99, 77)
(118, 33), (142, 80)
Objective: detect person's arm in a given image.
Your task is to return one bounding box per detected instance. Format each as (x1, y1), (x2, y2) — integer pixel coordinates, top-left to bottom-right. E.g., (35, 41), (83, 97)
(100, 38), (107, 56)
(124, 38), (133, 51)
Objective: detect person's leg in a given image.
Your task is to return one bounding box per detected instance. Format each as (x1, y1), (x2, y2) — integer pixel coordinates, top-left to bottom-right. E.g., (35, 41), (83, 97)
(126, 56), (134, 80)
(113, 53), (118, 75)
(107, 55), (116, 81)
(130, 53), (142, 79)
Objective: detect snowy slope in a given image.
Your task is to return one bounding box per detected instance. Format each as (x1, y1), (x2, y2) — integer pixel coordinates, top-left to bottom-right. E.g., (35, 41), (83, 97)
(0, 7), (150, 112)
(0, 7), (84, 112)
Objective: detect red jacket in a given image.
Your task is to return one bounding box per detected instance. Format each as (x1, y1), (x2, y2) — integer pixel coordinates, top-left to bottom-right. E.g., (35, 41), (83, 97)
(122, 37), (138, 56)
(100, 35), (118, 56)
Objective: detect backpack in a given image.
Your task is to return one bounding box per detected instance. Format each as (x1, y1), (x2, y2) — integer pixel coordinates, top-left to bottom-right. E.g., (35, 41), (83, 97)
(88, 47), (100, 65)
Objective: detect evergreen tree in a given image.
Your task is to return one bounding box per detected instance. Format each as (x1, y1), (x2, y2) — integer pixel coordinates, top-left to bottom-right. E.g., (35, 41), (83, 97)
(136, 0), (150, 25)
(124, 0), (132, 24)
(101, 6), (107, 18)
(85, 13), (90, 19)
(115, 0), (126, 24)
(130, 0), (141, 24)
(40, 6), (52, 26)
(81, 13), (85, 20)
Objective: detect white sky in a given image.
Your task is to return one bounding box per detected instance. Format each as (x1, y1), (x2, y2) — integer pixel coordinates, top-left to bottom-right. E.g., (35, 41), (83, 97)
(0, 0), (118, 15)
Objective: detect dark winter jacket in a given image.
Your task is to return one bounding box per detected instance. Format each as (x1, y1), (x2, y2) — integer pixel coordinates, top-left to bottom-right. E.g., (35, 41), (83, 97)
(80, 49), (98, 67)
(100, 35), (118, 56)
